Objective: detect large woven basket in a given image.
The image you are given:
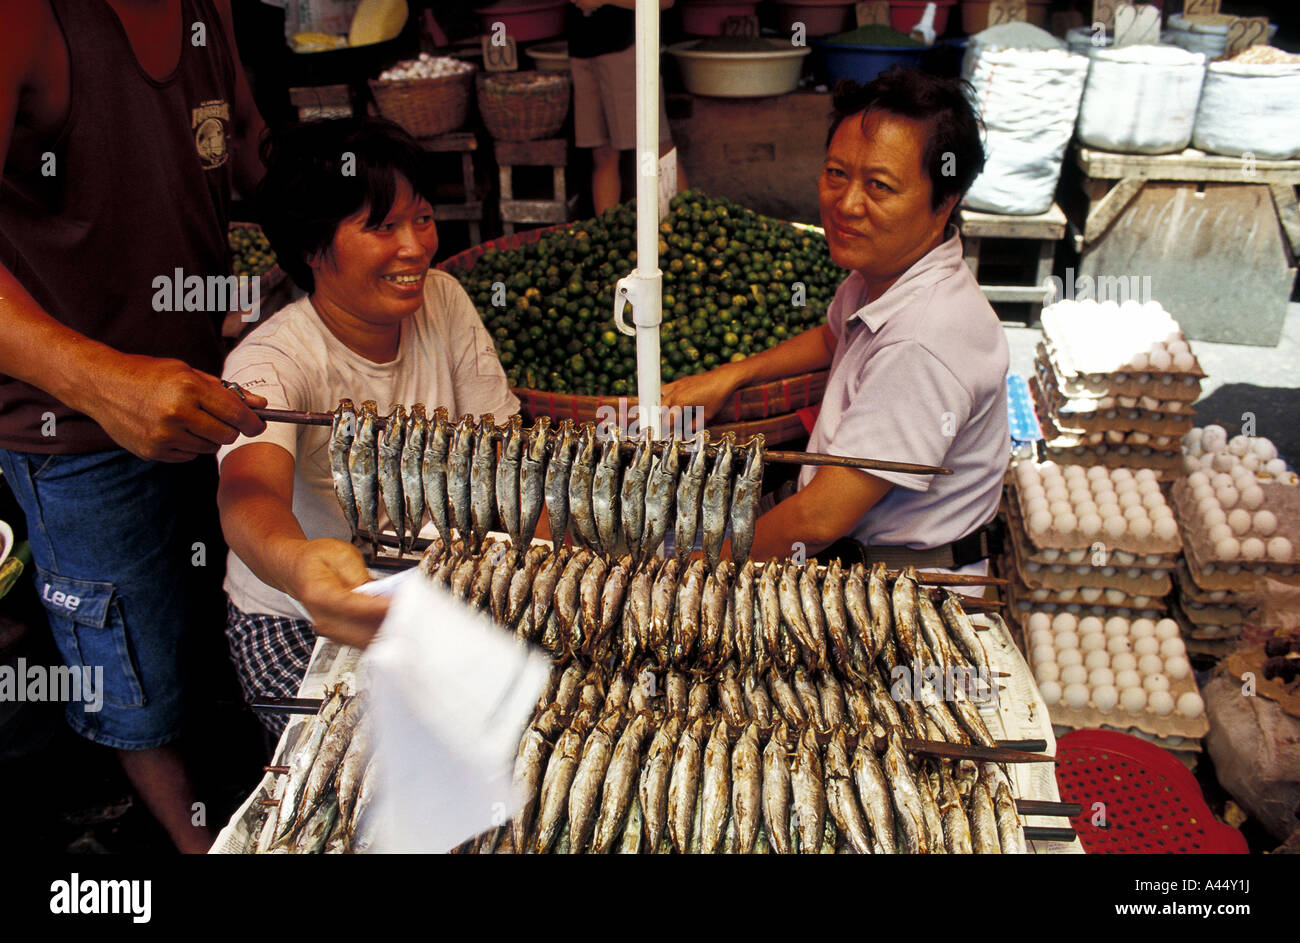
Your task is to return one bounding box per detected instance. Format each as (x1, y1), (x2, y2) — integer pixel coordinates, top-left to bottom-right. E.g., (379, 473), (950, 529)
(369, 65), (476, 138)
(477, 71), (571, 141)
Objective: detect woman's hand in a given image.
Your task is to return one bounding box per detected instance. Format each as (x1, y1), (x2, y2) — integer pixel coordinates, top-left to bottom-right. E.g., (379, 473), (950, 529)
(660, 362), (744, 428)
(286, 538), (390, 649)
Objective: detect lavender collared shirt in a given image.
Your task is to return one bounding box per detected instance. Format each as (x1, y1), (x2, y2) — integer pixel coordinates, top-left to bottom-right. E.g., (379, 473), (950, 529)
(797, 227), (1009, 550)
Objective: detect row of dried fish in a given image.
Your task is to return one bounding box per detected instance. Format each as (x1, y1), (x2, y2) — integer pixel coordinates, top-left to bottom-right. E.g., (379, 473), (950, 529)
(329, 400), (765, 567)
(418, 537), (992, 686)
(458, 658), (1024, 854)
(252, 686), (378, 854)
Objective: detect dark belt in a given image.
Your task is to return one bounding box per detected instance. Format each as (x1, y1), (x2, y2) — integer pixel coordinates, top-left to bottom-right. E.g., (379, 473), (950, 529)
(815, 519), (1005, 569)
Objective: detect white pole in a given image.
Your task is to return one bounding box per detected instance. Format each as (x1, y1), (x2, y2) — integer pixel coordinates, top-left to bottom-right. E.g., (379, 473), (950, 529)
(613, 0), (664, 438)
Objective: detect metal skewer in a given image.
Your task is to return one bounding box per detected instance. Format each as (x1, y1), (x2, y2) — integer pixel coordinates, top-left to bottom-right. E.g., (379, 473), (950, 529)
(901, 738), (1055, 764)
(252, 406), (953, 476)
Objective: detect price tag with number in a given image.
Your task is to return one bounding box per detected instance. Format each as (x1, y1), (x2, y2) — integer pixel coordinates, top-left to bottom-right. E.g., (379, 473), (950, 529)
(481, 34), (518, 72)
(855, 1), (890, 27)
(722, 14), (759, 38)
(1224, 16), (1269, 57)
(1183, 0), (1221, 16)
(988, 0), (1028, 26)
(1113, 3), (1160, 47)
(1092, 0), (1117, 31)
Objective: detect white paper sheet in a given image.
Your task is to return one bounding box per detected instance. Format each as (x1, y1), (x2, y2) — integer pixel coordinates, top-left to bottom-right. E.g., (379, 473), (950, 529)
(360, 573), (551, 852)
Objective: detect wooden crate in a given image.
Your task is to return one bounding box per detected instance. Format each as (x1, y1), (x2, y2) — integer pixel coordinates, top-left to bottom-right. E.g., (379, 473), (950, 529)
(1070, 145), (1300, 346)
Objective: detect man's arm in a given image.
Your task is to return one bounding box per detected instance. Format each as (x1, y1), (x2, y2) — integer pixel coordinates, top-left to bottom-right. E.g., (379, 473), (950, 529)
(747, 465), (891, 561)
(0, 1), (266, 459)
(212, 0), (266, 195)
(218, 442), (388, 648)
(660, 322), (836, 423)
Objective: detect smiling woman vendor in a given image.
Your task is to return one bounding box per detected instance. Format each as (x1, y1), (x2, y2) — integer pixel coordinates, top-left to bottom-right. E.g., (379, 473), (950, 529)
(662, 69), (1008, 575)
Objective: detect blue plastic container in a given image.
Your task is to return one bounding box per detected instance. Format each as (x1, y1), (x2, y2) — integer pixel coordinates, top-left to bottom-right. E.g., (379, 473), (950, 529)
(813, 37), (931, 86)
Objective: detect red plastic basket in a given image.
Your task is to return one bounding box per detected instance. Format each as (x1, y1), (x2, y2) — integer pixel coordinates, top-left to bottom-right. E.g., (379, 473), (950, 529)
(1054, 730), (1248, 854)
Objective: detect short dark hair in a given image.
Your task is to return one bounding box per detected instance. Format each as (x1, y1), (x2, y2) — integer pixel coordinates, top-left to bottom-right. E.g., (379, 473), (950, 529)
(826, 68), (985, 216)
(256, 117), (439, 291)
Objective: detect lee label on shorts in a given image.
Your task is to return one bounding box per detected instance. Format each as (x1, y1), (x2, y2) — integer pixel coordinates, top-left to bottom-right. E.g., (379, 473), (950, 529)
(37, 573), (112, 627)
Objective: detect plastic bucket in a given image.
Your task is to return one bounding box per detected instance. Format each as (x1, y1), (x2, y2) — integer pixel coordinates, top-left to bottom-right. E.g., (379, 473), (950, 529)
(814, 39), (930, 86)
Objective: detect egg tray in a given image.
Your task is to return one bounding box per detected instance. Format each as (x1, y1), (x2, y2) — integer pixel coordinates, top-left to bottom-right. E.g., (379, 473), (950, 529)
(1179, 538), (1296, 594)
(1038, 304), (1207, 379)
(1005, 584), (1163, 638)
(1176, 597), (1251, 628)
(1006, 520), (1174, 597)
(1033, 365), (1196, 437)
(1006, 500), (1178, 572)
(1043, 444), (1184, 477)
(1032, 381), (1187, 450)
(1171, 599), (1246, 643)
(1010, 571), (1168, 611)
(1036, 343), (1204, 404)
(1013, 629), (1210, 743)
(1174, 557), (1252, 606)
(1171, 478), (1300, 569)
(1010, 480), (1182, 557)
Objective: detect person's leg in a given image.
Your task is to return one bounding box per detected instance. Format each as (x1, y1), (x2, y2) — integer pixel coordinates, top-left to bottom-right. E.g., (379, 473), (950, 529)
(591, 145), (622, 214)
(224, 597), (318, 743)
(0, 448), (214, 852)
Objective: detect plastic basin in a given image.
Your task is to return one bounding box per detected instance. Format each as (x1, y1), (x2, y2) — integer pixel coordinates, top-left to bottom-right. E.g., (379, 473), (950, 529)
(669, 39), (811, 97)
(525, 40), (569, 71)
(814, 38), (930, 86)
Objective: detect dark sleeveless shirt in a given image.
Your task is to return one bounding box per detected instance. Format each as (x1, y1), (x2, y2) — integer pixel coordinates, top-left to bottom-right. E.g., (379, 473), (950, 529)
(0, 0), (238, 452)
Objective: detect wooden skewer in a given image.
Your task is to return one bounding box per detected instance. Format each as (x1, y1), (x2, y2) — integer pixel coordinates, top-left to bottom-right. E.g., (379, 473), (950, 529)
(251, 696), (331, 715)
(1023, 826), (1077, 843)
(259, 799), (281, 807)
(251, 406), (952, 475)
(1016, 799), (1082, 818)
(901, 738), (1055, 764)
(264, 765), (290, 775)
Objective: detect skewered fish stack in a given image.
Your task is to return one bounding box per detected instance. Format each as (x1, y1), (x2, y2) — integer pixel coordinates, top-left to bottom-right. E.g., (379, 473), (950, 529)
(1031, 299), (1205, 478)
(330, 400), (766, 569)
(1171, 426), (1299, 643)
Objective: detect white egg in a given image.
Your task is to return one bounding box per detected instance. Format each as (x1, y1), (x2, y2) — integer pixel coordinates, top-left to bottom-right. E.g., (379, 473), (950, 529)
(1080, 633), (1107, 653)
(1061, 665), (1089, 687)
(1103, 516), (1127, 538)
(1115, 479), (1138, 496)
(1046, 484), (1070, 503)
(1166, 340), (1189, 355)
(1074, 514), (1101, 538)
(1097, 503), (1121, 523)
(1049, 500), (1073, 518)
(1103, 617), (1129, 637)
(1227, 435), (1251, 457)
(1186, 471), (1209, 489)
(1151, 505), (1174, 520)
(1213, 452), (1237, 474)
(1130, 618), (1156, 638)
(1216, 485), (1240, 509)
(1153, 517), (1179, 541)
(1143, 673), (1170, 694)
(1030, 630), (1054, 651)
(1120, 686), (1147, 712)
(1251, 510), (1277, 536)
(1214, 536), (1241, 560)
(1207, 522), (1233, 544)
(1052, 612), (1078, 632)
(1028, 510), (1052, 534)
(1240, 537), (1265, 561)
(1155, 619), (1180, 640)
(1063, 683), (1091, 709)
(1025, 496), (1049, 517)
(1039, 680), (1062, 706)
(1124, 504), (1149, 524)
(1265, 458), (1287, 477)
(1089, 667), (1115, 688)
(1028, 612), (1052, 632)
(1165, 656), (1191, 681)
(1201, 506), (1227, 527)
(1192, 483), (1215, 504)
(1080, 587), (1103, 603)
(1107, 636), (1134, 655)
(1021, 481), (1046, 501)
(1135, 468), (1157, 483)
(1111, 468), (1133, 482)
(1238, 485), (1264, 511)
(1159, 636), (1186, 658)
(1114, 669), (1142, 690)
(1138, 653), (1166, 676)
(1268, 537), (1293, 562)
(1133, 636), (1161, 657)
(1127, 352), (1148, 371)
(1182, 456), (1200, 473)
(1111, 652), (1138, 673)
(1202, 424), (1227, 447)
(1036, 662), (1061, 684)
(1140, 491), (1165, 511)
(1086, 465), (1109, 480)
(1199, 453), (1217, 471)
(1031, 644), (1056, 666)
(1084, 649), (1111, 671)
(1078, 616), (1104, 635)
(1242, 454), (1261, 472)
(1148, 349), (1171, 371)
(1092, 685), (1119, 711)
(1055, 631), (1080, 651)
(1148, 691), (1175, 716)
(1054, 513), (1078, 535)
(1063, 464), (1087, 481)
(1177, 692), (1205, 718)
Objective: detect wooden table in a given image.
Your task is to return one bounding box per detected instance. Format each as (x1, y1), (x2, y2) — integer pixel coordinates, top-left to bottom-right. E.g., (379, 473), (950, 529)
(959, 203), (1068, 324)
(1069, 145), (1300, 346)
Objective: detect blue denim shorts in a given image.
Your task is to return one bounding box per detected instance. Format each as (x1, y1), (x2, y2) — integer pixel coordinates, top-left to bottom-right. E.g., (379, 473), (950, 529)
(0, 448), (219, 749)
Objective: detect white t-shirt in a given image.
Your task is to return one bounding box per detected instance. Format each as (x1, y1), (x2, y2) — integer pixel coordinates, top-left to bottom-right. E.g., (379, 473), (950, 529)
(797, 228), (1009, 550)
(218, 270), (519, 619)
